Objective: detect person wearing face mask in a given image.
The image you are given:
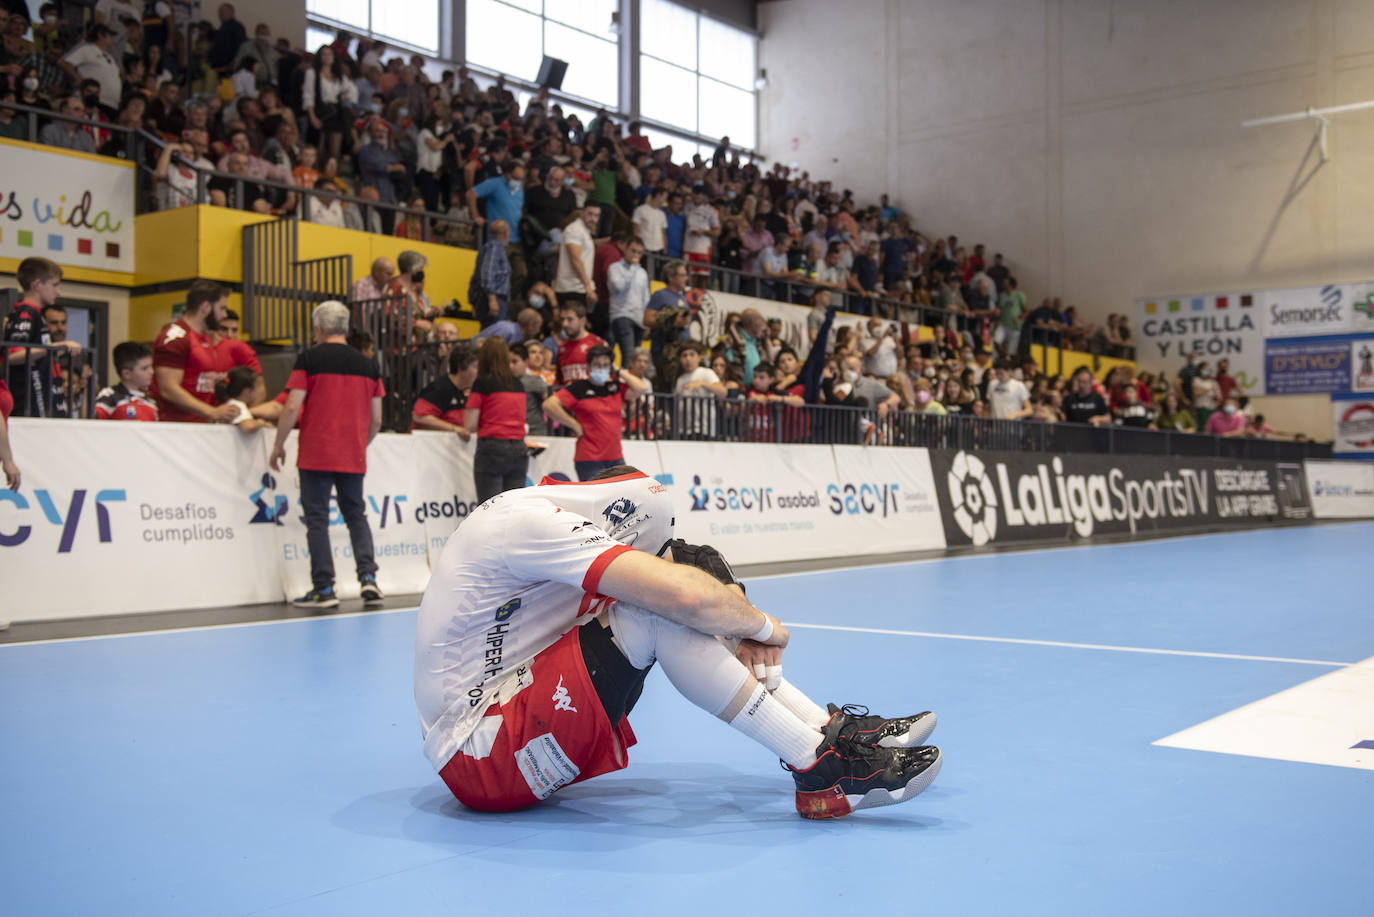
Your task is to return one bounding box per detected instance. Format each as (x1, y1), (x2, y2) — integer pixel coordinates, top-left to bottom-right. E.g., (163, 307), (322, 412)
(469, 159), (529, 295)
(1203, 395), (1248, 437)
(913, 377), (946, 415)
(543, 345), (649, 480)
(1174, 350), (1202, 407)
(1190, 361), (1221, 428)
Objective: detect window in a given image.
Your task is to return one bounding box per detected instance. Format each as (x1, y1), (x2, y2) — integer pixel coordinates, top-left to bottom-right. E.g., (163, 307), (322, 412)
(465, 0), (619, 109)
(638, 0), (757, 149)
(307, 0), (440, 55)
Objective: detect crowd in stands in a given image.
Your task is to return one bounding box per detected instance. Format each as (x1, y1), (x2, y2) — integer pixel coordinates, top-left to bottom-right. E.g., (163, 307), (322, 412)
(2, 5), (1301, 481)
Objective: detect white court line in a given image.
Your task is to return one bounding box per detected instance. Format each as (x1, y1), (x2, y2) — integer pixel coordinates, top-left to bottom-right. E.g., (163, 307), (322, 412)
(784, 622), (1354, 667)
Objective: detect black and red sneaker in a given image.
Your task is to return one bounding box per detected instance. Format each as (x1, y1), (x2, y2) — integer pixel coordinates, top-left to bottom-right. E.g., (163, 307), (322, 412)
(786, 722), (942, 819)
(824, 703), (937, 749)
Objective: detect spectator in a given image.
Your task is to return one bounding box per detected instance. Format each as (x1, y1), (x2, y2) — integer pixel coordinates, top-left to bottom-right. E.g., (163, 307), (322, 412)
(269, 300), (385, 608)
(1061, 366), (1111, 426)
(1025, 298), (1066, 349)
(463, 336), (530, 503)
(307, 177), (346, 226)
(5, 257), (80, 417)
(543, 344), (649, 480)
(357, 117), (406, 231)
(994, 276), (1026, 356)
(510, 342), (549, 435)
(740, 213), (774, 283)
(469, 218), (512, 327)
(1191, 361), (1221, 427)
(64, 25), (120, 115)
(476, 306), (545, 349)
(1247, 413), (1278, 438)
(913, 377), (945, 414)
(758, 233), (800, 301)
(302, 44), (356, 166)
(42, 303), (91, 406)
(815, 243), (851, 312)
(860, 316), (900, 378)
(1174, 351), (1201, 407)
(525, 337), (557, 387)
(234, 22), (278, 88)
(673, 340), (726, 438)
(412, 342), (477, 436)
(352, 257), (395, 302)
(683, 186), (720, 280)
(554, 300), (606, 385)
(151, 131), (207, 209)
(1204, 396), (1248, 437)
(213, 365), (272, 433)
(608, 237), (649, 367)
(38, 94), (95, 152)
(590, 232), (627, 336)
(663, 191), (686, 258)
(209, 151), (272, 213)
(1215, 357), (1240, 402)
(95, 341), (158, 421)
(986, 360), (1032, 420)
(218, 127), (292, 185)
(851, 240), (881, 315)
(553, 204), (599, 310)
(1113, 386), (1156, 429)
(632, 185), (667, 254)
(209, 3), (247, 77)
(147, 279), (253, 423)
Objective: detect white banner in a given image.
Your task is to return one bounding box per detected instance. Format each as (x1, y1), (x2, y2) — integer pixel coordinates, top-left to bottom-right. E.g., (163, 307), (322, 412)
(1331, 394), (1374, 457)
(829, 446), (948, 554)
(1304, 461), (1374, 518)
(273, 432), (431, 601)
(1135, 294), (1265, 393)
(411, 431), (479, 558)
(0, 419), (278, 620)
(0, 139), (136, 274)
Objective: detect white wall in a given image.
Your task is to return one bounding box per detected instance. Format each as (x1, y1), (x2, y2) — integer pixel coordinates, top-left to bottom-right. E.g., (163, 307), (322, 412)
(228, 0), (306, 48)
(759, 0), (1374, 328)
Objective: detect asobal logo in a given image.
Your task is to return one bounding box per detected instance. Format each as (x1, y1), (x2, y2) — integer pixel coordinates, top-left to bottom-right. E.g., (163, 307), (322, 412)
(946, 452), (998, 545)
(942, 451), (1213, 542)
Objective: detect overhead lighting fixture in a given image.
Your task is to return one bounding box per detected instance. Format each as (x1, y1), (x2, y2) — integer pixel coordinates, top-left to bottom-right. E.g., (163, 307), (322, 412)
(609, 11), (620, 35)
(754, 68), (769, 90)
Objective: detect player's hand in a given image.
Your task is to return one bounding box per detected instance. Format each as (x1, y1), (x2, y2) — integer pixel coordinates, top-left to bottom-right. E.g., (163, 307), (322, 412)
(3, 457), (20, 492)
(210, 403), (240, 423)
(736, 638), (783, 691)
(64, 340), (82, 355)
(268, 445), (285, 472)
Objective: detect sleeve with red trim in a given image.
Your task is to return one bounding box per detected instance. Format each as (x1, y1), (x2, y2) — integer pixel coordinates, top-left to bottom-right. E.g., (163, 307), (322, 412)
(412, 397), (440, 418)
(230, 340), (262, 372)
(555, 387), (576, 411)
(501, 500), (635, 594)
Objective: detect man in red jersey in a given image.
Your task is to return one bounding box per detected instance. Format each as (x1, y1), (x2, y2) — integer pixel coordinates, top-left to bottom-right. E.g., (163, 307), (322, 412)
(555, 300), (606, 385)
(543, 344), (648, 479)
(270, 301), (385, 608)
(150, 280), (259, 423)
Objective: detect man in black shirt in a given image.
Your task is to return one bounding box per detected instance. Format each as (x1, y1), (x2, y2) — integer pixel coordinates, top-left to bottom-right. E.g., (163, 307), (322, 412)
(209, 151), (271, 213)
(1061, 367), (1111, 426)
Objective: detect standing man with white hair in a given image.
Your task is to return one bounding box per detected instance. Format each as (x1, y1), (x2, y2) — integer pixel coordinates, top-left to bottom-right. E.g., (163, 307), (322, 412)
(270, 301), (386, 608)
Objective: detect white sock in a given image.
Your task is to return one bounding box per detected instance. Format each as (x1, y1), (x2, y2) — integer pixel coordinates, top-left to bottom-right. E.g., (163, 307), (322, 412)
(608, 603), (823, 767)
(771, 678), (832, 730)
(727, 682), (821, 769)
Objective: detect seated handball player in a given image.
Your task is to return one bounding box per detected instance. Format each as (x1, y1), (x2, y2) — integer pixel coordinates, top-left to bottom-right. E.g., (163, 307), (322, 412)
(414, 467), (941, 819)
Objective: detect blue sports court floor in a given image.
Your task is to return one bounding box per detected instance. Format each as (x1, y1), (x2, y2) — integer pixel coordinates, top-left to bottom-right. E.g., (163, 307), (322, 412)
(3, 524), (1372, 916)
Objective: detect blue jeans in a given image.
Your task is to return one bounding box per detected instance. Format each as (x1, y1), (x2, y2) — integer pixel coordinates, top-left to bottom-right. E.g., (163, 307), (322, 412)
(299, 468), (377, 591)
(610, 317), (645, 367)
(576, 458), (625, 481)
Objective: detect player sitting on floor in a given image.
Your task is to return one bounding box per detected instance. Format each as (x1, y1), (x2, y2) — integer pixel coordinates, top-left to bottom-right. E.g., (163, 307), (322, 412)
(413, 466), (941, 819)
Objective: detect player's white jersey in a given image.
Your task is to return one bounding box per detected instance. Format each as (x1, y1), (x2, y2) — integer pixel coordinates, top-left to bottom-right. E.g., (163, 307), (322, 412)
(415, 472), (674, 770)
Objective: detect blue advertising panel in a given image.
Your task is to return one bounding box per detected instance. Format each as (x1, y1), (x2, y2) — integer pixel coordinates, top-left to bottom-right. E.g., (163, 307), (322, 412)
(1265, 337), (1351, 394)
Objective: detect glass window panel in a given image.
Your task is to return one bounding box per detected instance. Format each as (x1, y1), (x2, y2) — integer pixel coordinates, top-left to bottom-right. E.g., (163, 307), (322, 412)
(698, 77), (755, 149)
(543, 21), (618, 108)
(640, 0), (696, 71)
(544, 0), (617, 37)
(305, 25), (339, 53)
(466, 0), (544, 82)
(640, 55), (696, 133)
(500, 0), (542, 12)
(698, 16), (755, 91)
(371, 0), (438, 53)
(306, 0), (369, 30)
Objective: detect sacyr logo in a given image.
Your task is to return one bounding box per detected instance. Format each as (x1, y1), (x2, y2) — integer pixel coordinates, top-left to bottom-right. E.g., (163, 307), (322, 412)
(248, 473), (288, 526)
(945, 451), (998, 545)
(602, 497), (637, 526)
(0, 488), (127, 551)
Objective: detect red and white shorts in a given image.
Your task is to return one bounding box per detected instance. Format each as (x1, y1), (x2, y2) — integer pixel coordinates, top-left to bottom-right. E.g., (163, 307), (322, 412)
(686, 250), (711, 274)
(438, 626), (637, 812)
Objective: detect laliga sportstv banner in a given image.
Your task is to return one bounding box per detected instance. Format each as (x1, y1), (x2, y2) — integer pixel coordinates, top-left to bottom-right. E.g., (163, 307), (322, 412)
(930, 449), (1299, 547)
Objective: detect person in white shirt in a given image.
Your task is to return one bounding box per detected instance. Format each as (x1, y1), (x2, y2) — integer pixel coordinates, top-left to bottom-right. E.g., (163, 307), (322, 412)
(64, 26), (121, 112)
(413, 468), (942, 818)
(607, 237), (650, 367)
(154, 132), (214, 210)
(554, 204), (600, 306)
(632, 187), (668, 253)
(307, 179), (347, 228)
(987, 360), (1032, 420)
(672, 341), (726, 438)
(859, 317), (900, 378)
(683, 189), (720, 280)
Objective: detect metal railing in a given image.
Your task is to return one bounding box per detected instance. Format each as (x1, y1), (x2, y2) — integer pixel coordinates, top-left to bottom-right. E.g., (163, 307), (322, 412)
(2, 340), (95, 419)
(0, 100), (475, 244)
(242, 219), (352, 343)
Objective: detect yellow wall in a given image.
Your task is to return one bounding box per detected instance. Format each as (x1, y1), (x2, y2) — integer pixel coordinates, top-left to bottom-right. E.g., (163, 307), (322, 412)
(1029, 344), (1137, 380)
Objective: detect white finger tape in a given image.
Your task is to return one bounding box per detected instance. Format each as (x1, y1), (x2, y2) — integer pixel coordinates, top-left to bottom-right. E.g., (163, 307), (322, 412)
(765, 665), (783, 691)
